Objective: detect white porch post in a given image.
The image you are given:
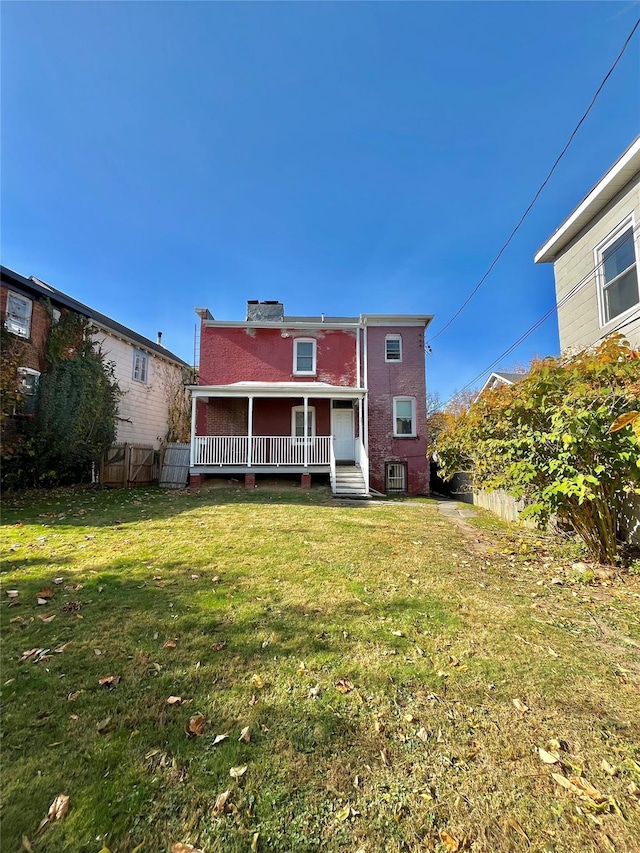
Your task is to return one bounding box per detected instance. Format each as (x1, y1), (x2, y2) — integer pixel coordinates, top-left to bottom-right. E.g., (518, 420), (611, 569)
(303, 396), (308, 468)
(189, 393), (197, 467)
(363, 324), (369, 455)
(247, 396), (254, 467)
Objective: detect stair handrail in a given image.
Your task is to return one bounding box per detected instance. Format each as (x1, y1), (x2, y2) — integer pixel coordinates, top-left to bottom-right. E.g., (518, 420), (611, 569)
(329, 436), (336, 494)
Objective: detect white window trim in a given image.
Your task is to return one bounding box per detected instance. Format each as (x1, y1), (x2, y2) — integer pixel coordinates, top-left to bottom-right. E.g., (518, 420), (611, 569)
(393, 396), (416, 438)
(385, 334), (403, 362)
(291, 405), (316, 439)
(4, 291), (33, 339)
(293, 338), (317, 376)
(132, 348), (150, 384)
(594, 214), (639, 328)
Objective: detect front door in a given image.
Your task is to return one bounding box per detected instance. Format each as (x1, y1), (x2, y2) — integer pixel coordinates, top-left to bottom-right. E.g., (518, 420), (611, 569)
(332, 409), (354, 461)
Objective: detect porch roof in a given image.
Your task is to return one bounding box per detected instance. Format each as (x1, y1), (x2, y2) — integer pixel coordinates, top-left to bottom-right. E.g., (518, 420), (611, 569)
(188, 382), (366, 400)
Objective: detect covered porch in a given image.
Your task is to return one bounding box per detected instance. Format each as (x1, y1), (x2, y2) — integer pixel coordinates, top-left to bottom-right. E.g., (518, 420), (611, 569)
(188, 382), (369, 493)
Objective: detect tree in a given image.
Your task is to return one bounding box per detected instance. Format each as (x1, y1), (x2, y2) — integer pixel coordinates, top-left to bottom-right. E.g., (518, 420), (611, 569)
(436, 336), (640, 564)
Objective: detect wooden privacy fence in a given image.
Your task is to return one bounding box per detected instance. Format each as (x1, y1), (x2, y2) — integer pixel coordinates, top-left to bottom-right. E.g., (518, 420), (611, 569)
(101, 443), (159, 487)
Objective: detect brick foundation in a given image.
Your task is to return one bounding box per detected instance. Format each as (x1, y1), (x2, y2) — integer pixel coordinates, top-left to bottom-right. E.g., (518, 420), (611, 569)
(245, 473), (256, 489)
(190, 474), (203, 488)
(301, 473), (311, 489)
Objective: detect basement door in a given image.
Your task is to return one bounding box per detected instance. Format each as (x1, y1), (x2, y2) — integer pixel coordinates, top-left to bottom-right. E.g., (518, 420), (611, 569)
(332, 409), (355, 462)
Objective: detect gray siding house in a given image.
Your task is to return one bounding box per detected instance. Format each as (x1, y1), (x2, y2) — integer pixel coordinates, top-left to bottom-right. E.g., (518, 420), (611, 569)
(535, 136), (640, 351)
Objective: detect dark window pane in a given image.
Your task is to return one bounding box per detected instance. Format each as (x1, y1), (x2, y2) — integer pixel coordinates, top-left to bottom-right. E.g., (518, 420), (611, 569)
(603, 230), (635, 283)
(605, 267), (639, 321)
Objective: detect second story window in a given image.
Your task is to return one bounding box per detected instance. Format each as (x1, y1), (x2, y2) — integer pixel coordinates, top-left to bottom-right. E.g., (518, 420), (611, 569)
(132, 348), (149, 383)
(598, 220), (639, 324)
(4, 291), (32, 338)
(293, 338), (316, 376)
(385, 334), (402, 362)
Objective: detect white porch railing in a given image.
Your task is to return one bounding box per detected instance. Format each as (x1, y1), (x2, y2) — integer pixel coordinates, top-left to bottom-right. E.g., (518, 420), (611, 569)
(329, 437), (336, 493)
(193, 435), (331, 467)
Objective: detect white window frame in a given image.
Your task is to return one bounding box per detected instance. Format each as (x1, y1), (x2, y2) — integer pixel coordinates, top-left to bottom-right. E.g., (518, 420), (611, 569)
(393, 396), (416, 438)
(595, 214), (639, 328)
(291, 405), (316, 441)
(385, 334), (402, 362)
(293, 338), (317, 376)
(385, 462), (407, 494)
(132, 348), (150, 384)
(4, 291), (33, 339)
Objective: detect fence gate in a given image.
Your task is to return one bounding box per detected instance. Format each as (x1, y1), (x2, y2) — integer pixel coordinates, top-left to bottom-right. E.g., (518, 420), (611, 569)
(159, 443), (190, 489)
(101, 444), (159, 487)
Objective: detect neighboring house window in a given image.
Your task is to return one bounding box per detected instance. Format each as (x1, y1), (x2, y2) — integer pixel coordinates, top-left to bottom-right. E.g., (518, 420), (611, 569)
(4, 291), (32, 338)
(385, 334), (402, 362)
(292, 405), (315, 438)
(393, 396), (416, 437)
(386, 462), (407, 494)
(17, 367), (40, 415)
(293, 338), (316, 375)
(132, 348), (149, 383)
(597, 220), (639, 325)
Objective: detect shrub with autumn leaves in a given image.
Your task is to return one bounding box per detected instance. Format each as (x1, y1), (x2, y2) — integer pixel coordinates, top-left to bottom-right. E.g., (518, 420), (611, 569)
(436, 336), (640, 565)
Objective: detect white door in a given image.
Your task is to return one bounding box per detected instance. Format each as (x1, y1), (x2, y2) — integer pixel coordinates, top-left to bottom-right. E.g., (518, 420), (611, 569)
(332, 409), (354, 461)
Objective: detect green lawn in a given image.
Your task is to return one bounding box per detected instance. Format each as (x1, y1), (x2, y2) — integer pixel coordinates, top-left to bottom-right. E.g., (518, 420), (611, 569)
(1, 485), (639, 853)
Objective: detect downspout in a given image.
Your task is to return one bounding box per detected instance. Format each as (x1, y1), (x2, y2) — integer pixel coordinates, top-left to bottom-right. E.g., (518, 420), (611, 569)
(247, 396), (253, 467)
(189, 393), (197, 468)
(303, 395), (308, 468)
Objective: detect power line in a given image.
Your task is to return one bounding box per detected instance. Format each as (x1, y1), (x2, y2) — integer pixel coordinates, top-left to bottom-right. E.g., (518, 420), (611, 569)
(427, 15), (640, 345)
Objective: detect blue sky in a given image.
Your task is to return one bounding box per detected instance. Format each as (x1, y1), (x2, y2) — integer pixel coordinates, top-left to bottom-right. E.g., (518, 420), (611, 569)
(2, 1), (638, 401)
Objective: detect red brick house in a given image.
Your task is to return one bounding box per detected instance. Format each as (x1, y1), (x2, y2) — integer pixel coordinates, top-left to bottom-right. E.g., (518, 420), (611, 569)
(189, 300), (433, 496)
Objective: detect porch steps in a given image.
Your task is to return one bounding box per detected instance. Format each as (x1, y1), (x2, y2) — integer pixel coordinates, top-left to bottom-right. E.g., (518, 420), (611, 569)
(334, 465), (369, 498)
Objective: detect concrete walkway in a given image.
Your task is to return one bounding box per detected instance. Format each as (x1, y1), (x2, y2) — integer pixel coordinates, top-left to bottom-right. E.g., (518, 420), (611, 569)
(436, 498), (478, 520)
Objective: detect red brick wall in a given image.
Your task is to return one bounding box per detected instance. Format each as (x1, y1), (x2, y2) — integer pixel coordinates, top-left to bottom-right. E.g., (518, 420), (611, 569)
(365, 326), (428, 495)
(199, 326), (357, 386)
(1, 285), (52, 373)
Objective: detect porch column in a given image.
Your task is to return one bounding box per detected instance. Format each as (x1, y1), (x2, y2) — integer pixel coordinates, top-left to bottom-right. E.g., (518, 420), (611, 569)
(247, 396), (254, 467)
(189, 393), (197, 467)
(303, 396), (308, 468)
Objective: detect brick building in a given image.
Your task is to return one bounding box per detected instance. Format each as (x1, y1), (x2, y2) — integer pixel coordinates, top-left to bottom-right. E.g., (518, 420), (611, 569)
(189, 300), (433, 496)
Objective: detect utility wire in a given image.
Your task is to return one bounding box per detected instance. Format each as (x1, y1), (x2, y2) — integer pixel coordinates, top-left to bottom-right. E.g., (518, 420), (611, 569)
(427, 16), (640, 345)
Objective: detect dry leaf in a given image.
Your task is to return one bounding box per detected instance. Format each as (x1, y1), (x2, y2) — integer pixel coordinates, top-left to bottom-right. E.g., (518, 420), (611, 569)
(307, 684), (322, 699)
(391, 630), (403, 637)
(416, 726), (429, 743)
(506, 817), (529, 844)
(37, 598), (48, 606)
(229, 765), (248, 778)
(538, 747), (560, 764)
(601, 759), (618, 776)
(297, 660), (308, 675)
(37, 588), (54, 600)
(251, 674), (265, 689)
(211, 641), (226, 651)
(53, 578), (64, 585)
(212, 732), (229, 746)
(54, 643), (70, 654)
(512, 698), (529, 713)
(336, 803), (351, 821)
(38, 614), (56, 623)
(94, 649), (102, 656)
(167, 696), (183, 706)
(380, 748), (390, 766)
(609, 411), (640, 433)
(335, 678), (354, 694)
(21, 836), (33, 852)
(552, 773), (605, 803)
(163, 640), (177, 649)
(439, 829), (460, 852)
(251, 832), (259, 852)
(98, 675), (120, 688)
(21, 648), (41, 661)
(7, 590), (19, 598)
(171, 844), (204, 853)
(48, 793), (70, 821)
(69, 714), (78, 721)
(187, 714), (206, 736)
(212, 789), (230, 815)
(96, 716), (113, 733)
(239, 726), (251, 743)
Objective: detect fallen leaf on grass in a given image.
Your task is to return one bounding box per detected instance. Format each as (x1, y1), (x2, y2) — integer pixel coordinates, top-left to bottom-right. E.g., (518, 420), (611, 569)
(416, 727), (429, 743)
(439, 829), (460, 852)
(37, 588), (54, 600)
(239, 726), (251, 743)
(512, 698), (529, 713)
(601, 759), (618, 776)
(21, 648), (41, 661)
(187, 714), (206, 736)
(538, 747), (560, 764)
(380, 748), (390, 766)
(552, 773), (605, 803)
(7, 590), (19, 598)
(96, 716), (113, 734)
(251, 675), (265, 688)
(21, 836), (33, 852)
(336, 803), (351, 821)
(167, 696), (184, 706)
(251, 833), (259, 852)
(48, 793), (70, 820)
(212, 732), (229, 746)
(249, 693), (258, 706)
(98, 675), (121, 688)
(335, 678), (354, 694)
(212, 789), (230, 815)
(163, 640), (177, 649)
(211, 641), (226, 651)
(37, 598), (48, 606)
(307, 684), (322, 700)
(297, 660), (308, 675)
(391, 630), (403, 637)
(171, 844), (204, 853)
(229, 765), (247, 778)
(53, 578), (64, 585)
(505, 817), (529, 844)
(38, 614), (56, 623)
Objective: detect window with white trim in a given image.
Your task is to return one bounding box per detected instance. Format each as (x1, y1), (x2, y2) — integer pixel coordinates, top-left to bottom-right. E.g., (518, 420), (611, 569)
(385, 334), (402, 362)
(597, 219), (639, 325)
(293, 338), (316, 375)
(132, 348), (149, 383)
(393, 396), (416, 437)
(386, 462), (407, 494)
(291, 405), (316, 439)
(18, 367), (40, 415)
(4, 291), (32, 338)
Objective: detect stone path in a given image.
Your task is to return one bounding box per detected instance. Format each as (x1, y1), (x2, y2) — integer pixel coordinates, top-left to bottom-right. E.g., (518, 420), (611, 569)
(436, 499), (478, 520)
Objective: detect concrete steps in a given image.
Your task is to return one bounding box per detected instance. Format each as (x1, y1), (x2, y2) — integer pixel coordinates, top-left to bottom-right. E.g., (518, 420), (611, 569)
(334, 465), (368, 497)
